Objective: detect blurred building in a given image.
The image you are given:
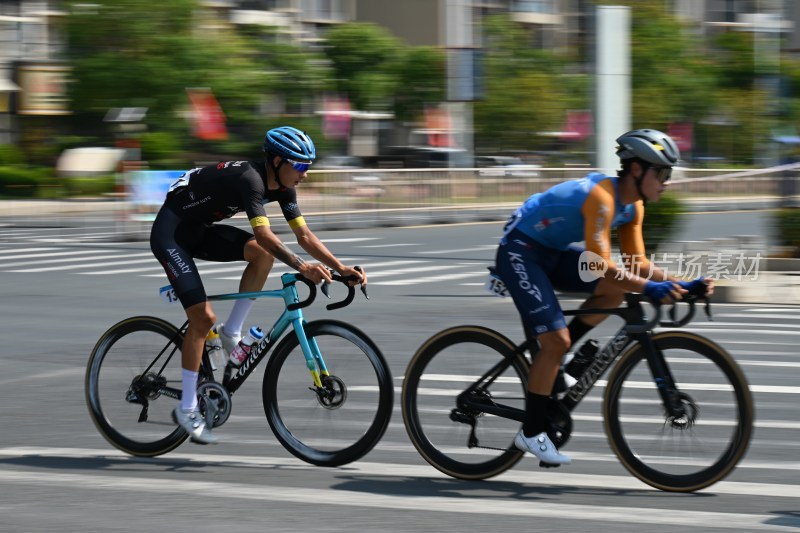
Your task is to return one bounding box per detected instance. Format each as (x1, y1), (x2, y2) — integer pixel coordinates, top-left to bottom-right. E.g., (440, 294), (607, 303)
(0, 0), (797, 148)
(0, 0), (67, 143)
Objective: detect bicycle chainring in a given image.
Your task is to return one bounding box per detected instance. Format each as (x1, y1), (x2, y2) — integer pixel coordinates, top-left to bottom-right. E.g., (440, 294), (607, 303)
(197, 381), (232, 428)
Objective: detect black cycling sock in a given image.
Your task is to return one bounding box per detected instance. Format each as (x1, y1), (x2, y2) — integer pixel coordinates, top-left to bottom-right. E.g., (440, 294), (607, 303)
(522, 392), (549, 438)
(567, 317), (593, 348)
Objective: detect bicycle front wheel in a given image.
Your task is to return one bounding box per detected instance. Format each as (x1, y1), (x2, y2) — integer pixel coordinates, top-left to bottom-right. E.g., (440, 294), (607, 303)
(263, 319), (393, 467)
(401, 326), (528, 480)
(604, 331), (754, 492)
(85, 316), (188, 457)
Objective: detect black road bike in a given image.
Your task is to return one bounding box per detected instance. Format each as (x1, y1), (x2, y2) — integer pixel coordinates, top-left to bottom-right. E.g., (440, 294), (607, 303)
(402, 289), (753, 492)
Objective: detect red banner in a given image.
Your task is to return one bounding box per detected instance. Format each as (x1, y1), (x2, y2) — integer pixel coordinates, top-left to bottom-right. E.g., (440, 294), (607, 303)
(187, 87), (227, 141)
(667, 122), (693, 153)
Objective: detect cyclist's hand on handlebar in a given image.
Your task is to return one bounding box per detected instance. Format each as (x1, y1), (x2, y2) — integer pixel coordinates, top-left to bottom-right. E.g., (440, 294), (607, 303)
(299, 263), (333, 285)
(644, 280), (686, 304)
(339, 265), (367, 287)
(678, 276), (714, 297)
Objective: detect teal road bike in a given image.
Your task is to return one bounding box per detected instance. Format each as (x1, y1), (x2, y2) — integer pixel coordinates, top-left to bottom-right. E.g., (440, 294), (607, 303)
(86, 271), (393, 467)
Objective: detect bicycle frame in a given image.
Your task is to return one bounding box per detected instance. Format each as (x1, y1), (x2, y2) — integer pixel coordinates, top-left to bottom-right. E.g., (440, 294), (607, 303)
(142, 273), (330, 402)
(209, 272), (328, 395)
(458, 293), (689, 422)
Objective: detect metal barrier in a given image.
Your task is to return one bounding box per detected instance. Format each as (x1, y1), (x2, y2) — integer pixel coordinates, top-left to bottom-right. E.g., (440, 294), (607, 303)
(0, 165), (798, 239)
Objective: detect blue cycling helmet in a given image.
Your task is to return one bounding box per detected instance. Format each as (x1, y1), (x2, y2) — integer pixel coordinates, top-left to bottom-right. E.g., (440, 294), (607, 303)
(263, 126), (316, 163)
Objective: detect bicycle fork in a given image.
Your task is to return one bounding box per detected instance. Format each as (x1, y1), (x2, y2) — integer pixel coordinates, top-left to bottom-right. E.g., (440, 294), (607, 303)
(293, 318), (329, 388)
(292, 319), (346, 410)
(637, 334), (695, 425)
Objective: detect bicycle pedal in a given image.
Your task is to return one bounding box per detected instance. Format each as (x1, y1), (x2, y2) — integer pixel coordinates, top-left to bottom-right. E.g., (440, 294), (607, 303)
(539, 461), (561, 469)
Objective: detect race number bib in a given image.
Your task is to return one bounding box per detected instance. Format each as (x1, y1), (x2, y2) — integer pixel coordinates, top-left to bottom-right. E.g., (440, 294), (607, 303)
(160, 285), (179, 305)
(484, 270), (509, 298)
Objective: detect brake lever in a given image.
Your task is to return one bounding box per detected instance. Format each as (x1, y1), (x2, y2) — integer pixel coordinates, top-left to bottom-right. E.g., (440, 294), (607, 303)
(321, 280), (331, 299)
(354, 265), (369, 300)
(703, 296), (713, 321)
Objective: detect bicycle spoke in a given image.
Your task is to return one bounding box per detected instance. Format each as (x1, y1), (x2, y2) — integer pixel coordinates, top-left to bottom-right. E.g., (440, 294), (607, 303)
(605, 332), (753, 492)
(402, 326), (527, 480)
(264, 320), (392, 467)
(86, 317), (187, 456)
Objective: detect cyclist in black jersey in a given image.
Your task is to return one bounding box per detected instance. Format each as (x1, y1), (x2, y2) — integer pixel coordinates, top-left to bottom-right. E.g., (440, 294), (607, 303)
(150, 126), (367, 444)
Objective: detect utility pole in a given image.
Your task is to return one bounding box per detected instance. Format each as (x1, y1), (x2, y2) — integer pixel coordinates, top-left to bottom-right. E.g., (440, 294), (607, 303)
(595, 5), (631, 175)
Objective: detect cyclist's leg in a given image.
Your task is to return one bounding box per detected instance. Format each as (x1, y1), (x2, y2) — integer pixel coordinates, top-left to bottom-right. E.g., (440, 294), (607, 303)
(194, 226), (272, 339)
(495, 234), (569, 392)
(150, 207), (218, 443)
(224, 237), (274, 337)
(495, 233), (571, 464)
(551, 245), (619, 335)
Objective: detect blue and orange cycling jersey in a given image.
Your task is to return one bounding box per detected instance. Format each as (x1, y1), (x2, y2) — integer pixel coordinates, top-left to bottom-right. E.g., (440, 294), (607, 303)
(501, 172), (648, 272)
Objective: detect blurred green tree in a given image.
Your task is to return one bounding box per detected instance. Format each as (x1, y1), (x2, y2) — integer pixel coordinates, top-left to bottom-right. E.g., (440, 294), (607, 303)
(324, 23), (404, 112)
(64, 0), (330, 158)
(474, 14), (574, 154)
(624, 3), (717, 133)
(393, 46), (447, 122)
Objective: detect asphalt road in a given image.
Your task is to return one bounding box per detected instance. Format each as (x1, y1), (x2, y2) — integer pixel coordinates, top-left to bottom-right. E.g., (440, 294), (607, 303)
(1, 218), (798, 532)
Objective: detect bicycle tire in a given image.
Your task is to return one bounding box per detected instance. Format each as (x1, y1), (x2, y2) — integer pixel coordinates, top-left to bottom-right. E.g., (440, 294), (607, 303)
(402, 326), (528, 480)
(604, 331), (754, 492)
(85, 316), (189, 457)
(262, 319), (393, 467)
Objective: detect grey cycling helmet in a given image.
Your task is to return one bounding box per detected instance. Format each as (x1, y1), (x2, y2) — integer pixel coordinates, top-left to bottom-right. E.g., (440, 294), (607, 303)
(263, 126), (316, 162)
(615, 128), (680, 167)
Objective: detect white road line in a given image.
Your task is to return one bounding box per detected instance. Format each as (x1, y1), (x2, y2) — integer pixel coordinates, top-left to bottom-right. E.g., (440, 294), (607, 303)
(415, 245), (497, 254)
(8, 257), (157, 272)
(2, 251), (152, 268)
(0, 247), (61, 254)
(358, 243), (418, 248)
(0, 448), (799, 529)
(380, 271), (487, 285)
(690, 321), (800, 329)
(368, 264), (467, 278)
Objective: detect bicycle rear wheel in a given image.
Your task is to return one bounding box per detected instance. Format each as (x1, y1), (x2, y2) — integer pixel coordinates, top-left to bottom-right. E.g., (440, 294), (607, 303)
(85, 316), (188, 456)
(604, 331), (754, 492)
(262, 320), (393, 467)
(401, 326), (528, 480)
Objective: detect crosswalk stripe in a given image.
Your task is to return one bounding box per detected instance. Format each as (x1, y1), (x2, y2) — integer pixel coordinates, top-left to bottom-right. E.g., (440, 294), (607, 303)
(2, 251), (152, 268)
(416, 245), (497, 254)
(8, 256), (157, 273)
(380, 271), (486, 285)
(0, 247), (61, 254)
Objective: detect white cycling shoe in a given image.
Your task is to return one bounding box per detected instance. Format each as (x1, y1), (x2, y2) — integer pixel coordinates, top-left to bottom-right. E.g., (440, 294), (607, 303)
(172, 407), (218, 445)
(514, 430), (571, 465)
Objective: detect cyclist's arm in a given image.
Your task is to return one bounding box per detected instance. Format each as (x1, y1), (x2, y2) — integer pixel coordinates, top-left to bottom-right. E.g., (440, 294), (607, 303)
(293, 224), (344, 271)
(581, 187), (649, 293)
(617, 203), (678, 283)
(243, 182), (330, 282)
(292, 224), (367, 285)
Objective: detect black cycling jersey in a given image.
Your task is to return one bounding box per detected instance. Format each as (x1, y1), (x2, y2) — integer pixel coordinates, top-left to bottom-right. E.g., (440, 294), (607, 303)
(150, 159), (307, 309)
(164, 160), (305, 230)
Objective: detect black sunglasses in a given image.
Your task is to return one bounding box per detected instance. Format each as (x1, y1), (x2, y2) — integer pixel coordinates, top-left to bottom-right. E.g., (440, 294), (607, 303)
(650, 166), (672, 184)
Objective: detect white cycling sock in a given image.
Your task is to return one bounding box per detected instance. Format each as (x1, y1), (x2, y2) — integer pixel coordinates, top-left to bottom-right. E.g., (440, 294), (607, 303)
(224, 298), (255, 337)
(181, 368), (199, 412)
